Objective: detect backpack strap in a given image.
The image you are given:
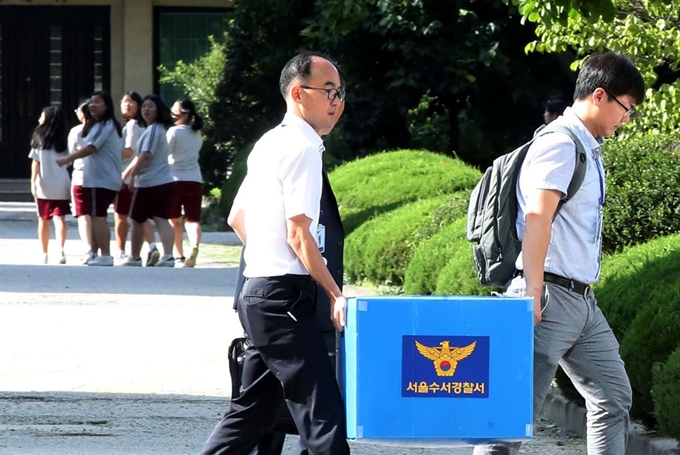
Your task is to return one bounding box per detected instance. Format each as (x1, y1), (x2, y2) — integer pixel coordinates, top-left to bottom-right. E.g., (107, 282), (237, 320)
(534, 123), (588, 217)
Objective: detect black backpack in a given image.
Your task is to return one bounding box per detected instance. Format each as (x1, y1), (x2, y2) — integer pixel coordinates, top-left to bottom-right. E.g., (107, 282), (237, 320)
(465, 123), (588, 287)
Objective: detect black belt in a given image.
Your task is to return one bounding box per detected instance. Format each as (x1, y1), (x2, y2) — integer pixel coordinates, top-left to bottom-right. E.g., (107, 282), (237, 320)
(515, 270), (592, 298)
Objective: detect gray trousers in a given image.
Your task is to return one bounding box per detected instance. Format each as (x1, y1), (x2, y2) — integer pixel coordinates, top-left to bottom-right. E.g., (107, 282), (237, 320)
(473, 277), (631, 455)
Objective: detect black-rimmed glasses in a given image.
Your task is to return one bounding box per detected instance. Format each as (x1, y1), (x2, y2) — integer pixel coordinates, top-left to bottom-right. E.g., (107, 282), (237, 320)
(604, 89), (639, 118)
(300, 85), (346, 102)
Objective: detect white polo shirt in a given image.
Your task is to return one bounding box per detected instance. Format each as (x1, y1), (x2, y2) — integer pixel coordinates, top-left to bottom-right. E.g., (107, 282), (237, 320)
(515, 107), (605, 284)
(233, 113), (323, 278)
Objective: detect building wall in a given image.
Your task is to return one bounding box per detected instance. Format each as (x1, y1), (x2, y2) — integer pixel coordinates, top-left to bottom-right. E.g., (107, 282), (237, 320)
(1, 0), (228, 112)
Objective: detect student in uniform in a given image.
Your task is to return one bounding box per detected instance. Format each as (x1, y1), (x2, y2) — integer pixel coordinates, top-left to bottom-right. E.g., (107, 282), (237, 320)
(57, 91), (124, 266)
(29, 106), (71, 265)
(167, 99), (204, 267)
(68, 99), (94, 264)
(119, 95), (175, 267)
(114, 91), (160, 266)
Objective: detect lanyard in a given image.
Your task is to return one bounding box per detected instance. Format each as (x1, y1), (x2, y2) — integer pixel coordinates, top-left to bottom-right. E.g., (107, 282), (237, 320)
(594, 156), (605, 207)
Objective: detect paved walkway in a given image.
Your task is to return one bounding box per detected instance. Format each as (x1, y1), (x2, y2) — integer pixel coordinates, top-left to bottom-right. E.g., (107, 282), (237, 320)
(0, 202), (592, 454)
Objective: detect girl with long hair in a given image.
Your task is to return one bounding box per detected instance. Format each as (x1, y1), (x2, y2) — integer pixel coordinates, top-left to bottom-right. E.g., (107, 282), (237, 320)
(57, 91), (123, 266)
(30, 106), (71, 264)
(114, 91), (159, 265)
(119, 95), (175, 267)
(168, 99), (204, 267)
(68, 99), (94, 264)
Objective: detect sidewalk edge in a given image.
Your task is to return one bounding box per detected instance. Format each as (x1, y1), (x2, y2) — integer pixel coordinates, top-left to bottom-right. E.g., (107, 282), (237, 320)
(541, 388), (680, 455)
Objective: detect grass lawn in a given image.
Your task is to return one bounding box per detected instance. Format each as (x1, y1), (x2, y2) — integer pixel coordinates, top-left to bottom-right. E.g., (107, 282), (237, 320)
(190, 242), (241, 267)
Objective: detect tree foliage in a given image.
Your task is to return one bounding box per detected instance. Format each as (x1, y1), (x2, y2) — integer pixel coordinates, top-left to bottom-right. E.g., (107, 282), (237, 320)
(212, 0), (576, 193)
(514, 0), (680, 136)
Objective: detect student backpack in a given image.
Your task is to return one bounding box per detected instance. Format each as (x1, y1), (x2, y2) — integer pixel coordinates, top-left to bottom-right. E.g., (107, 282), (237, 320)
(465, 123), (588, 287)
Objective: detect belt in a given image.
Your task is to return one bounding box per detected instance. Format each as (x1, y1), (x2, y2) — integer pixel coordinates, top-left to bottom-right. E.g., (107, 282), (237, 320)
(515, 270), (592, 298)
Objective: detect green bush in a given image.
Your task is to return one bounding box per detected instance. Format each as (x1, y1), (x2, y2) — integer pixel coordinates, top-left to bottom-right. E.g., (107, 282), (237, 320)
(620, 292), (680, 426)
(602, 134), (680, 254)
(405, 219), (466, 295)
(653, 345), (680, 440)
(345, 195), (451, 286)
(329, 150), (480, 234)
(555, 233), (680, 407)
(219, 149), (249, 221)
(594, 233), (680, 341)
(434, 218), (493, 296)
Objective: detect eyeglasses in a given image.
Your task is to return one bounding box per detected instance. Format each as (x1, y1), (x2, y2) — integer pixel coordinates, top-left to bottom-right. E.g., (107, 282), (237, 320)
(603, 89), (638, 118)
(300, 85), (346, 102)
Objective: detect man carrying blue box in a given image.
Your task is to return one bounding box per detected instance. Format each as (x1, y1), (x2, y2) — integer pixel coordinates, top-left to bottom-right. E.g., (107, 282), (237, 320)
(474, 52), (645, 455)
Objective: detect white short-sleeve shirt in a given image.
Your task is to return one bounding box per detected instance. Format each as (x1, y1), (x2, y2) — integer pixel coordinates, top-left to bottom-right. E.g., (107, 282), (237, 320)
(122, 119), (145, 170)
(233, 113), (324, 278)
(167, 124), (203, 183)
(82, 119), (123, 191)
(29, 147), (71, 200)
(134, 123), (173, 188)
(515, 107), (605, 284)
(68, 124), (87, 187)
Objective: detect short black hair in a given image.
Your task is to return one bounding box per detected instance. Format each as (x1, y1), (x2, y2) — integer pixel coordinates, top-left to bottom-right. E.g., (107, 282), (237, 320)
(573, 51), (645, 105)
(279, 51), (336, 99)
(545, 97), (567, 116)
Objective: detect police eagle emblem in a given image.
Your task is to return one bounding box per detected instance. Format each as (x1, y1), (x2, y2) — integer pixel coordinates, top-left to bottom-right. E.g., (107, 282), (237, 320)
(415, 340), (477, 377)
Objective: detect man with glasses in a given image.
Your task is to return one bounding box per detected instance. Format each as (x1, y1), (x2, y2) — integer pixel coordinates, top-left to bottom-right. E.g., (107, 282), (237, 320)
(197, 52), (350, 455)
(474, 51), (644, 455)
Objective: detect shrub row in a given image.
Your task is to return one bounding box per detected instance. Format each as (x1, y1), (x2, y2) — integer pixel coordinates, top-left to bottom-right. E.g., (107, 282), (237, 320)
(329, 149), (480, 234)
(345, 194), (452, 286)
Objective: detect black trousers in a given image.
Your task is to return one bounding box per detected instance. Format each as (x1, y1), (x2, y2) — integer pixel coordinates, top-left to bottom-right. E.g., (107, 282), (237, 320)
(199, 275), (350, 455)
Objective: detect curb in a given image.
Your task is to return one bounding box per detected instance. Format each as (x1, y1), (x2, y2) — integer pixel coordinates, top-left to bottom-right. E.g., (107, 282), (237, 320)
(542, 388), (680, 455)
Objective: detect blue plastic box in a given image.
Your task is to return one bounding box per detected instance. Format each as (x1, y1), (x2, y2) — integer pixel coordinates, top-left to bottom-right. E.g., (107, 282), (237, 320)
(342, 295), (534, 444)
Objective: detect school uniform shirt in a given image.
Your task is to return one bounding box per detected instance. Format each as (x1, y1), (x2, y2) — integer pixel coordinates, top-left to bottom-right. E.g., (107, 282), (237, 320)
(121, 119), (145, 170)
(134, 123), (173, 188)
(167, 124), (203, 183)
(82, 119), (124, 191)
(233, 113), (324, 278)
(29, 147), (71, 200)
(67, 124), (87, 187)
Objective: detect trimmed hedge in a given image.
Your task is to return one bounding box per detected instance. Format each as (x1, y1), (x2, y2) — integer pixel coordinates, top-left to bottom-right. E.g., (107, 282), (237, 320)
(594, 233), (680, 341)
(345, 195), (450, 286)
(330, 150), (480, 234)
(434, 217), (493, 296)
(602, 135), (680, 253)
(620, 292), (680, 426)
(653, 346), (680, 440)
(404, 221), (466, 295)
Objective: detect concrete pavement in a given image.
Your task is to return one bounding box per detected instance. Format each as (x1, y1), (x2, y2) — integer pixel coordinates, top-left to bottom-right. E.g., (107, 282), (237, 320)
(0, 202), (592, 454)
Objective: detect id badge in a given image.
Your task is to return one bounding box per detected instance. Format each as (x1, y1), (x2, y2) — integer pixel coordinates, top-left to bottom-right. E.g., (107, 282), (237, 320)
(316, 223), (326, 253)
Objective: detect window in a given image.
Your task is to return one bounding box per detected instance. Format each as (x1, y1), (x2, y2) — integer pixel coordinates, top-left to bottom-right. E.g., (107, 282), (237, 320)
(94, 26), (104, 92)
(49, 25), (62, 106)
(156, 9), (229, 104)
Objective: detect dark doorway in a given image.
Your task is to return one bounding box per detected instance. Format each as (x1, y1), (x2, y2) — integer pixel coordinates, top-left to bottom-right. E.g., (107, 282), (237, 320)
(0, 6), (110, 178)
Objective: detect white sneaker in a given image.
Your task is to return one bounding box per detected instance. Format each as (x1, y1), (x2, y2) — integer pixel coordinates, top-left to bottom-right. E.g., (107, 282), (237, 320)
(114, 252), (129, 265)
(155, 254), (175, 268)
(59, 252), (66, 265)
(81, 251), (96, 265)
(146, 247), (160, 267)
(88, 255), (114, 267)
(43, 254), (49, 265)
(118, 256), (142, 267)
